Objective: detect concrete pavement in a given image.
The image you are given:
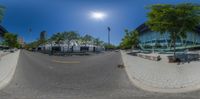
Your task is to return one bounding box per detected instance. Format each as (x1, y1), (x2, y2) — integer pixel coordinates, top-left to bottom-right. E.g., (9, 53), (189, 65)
(0, 50), (20, 90)
(1, 50), (200, 98)
(0, 50), (142, 99)
(0, 51), (10, 59)
(121, 50), (200, 93)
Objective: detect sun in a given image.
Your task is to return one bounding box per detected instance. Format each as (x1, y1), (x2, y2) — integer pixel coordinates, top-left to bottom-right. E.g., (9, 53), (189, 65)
(91, 11), (106, 20)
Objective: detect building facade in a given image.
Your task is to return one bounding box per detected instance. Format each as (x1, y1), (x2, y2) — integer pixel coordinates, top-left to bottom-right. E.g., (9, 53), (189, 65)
(136, 23), (200, 51)
(18, 37), (24, 47)
(40, 31), (47, 41)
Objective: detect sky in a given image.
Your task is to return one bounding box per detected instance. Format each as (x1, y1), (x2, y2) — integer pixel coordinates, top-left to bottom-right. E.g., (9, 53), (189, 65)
(0, 0), (200, 45)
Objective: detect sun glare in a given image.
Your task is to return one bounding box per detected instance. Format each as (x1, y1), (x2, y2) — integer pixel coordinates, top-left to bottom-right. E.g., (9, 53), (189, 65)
(91, 12), (106, 20)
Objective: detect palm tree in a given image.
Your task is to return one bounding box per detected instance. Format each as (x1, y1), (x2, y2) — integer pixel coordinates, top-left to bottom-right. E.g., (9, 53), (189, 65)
(93, 38), (98, 46)
(47, 37), (54, 54)
(93, 38), (102, 46)
(50, 32), (64, 52)
(63, 31), (79, 52)
(82, 34), (93, 46)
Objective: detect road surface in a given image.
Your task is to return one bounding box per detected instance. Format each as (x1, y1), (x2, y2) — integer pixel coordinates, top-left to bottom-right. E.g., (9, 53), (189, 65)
(0, 50), (198, 99)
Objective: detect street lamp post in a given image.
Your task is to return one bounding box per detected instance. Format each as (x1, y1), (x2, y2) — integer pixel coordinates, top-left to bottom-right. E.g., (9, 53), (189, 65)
(107, 27), (111, 45)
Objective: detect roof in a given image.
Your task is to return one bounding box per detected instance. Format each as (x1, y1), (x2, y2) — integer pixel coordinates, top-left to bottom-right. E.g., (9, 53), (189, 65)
(135, 23), (200, 35)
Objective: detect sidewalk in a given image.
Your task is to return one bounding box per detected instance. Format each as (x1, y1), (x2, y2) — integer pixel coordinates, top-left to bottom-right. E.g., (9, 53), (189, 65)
(0, 50), (20, 90)
(0, 51), (10, 60)
(121, 50), (200, 93)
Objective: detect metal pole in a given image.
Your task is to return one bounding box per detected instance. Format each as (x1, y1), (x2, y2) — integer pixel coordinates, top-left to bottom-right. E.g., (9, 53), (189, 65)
(107, 27), (111, 45)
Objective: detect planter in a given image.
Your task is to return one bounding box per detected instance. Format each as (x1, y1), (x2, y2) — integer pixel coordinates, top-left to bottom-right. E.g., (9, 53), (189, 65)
(168, 56), (179, 63)
(137, 53), (161, 61)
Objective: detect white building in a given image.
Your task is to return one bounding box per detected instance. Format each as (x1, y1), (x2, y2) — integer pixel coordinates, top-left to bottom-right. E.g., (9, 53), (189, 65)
(38, 40), (104, 52)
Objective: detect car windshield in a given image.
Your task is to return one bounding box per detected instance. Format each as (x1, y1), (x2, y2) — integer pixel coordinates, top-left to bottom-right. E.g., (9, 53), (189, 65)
(1, 0), (200, 99)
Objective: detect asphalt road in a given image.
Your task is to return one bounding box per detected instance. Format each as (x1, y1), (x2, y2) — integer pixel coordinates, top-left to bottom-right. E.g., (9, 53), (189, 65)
(0, 50), (199, 99)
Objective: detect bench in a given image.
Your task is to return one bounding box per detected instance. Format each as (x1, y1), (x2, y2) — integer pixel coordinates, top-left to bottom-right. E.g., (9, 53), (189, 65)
(137, 53), (161, 61)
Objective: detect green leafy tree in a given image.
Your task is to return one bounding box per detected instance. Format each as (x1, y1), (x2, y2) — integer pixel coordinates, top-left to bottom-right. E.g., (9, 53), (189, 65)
(93, 38), (104, 46)
(3, 33), (20, 48)
(130, 30), (139, 48)
(120, 30), (139, 49)
(45, 31), (105, 52)
(25, 38), (47, 50)
(48, 32), (64, 52)
(47, 36), (54, 47)
(37, 39), (46, 46)
(120, 29), (131, 49)
(51, 32), (64, 46)
(63, 31), (79, 52)
(26, 41), (39, 49)
(46, 37), (56, 54)
(82, 34), (93, 46)
(146, 3), (200, 56)
(0, 5), (5, 23)
(104, 43), (116, 50)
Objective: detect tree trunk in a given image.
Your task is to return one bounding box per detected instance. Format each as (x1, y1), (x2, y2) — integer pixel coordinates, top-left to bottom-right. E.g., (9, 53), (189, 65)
(51, 42), (53, 55)
(173, 33), (177, 58)
(72, 46), (74, 53)
(59, 42), (61, 53)
(173, 39), (176, 56)
(84, 41), (87, 46)
(193, 33), (196, 47)
(67, 41), (70, 53)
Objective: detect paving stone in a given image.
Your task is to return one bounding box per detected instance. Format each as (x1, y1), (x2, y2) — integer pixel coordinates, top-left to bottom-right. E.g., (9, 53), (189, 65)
(121, 50), (200, 92)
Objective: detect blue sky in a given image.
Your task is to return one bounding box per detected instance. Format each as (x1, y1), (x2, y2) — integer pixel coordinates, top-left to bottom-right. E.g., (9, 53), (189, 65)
(0, 0), (200, 45)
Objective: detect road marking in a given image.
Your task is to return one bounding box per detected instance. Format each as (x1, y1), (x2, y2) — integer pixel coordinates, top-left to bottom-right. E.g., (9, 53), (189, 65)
(52, 60), (80, 64)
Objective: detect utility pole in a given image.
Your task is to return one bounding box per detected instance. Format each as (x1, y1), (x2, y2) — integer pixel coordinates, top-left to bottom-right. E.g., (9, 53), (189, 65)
(107, 27), (111, 45)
